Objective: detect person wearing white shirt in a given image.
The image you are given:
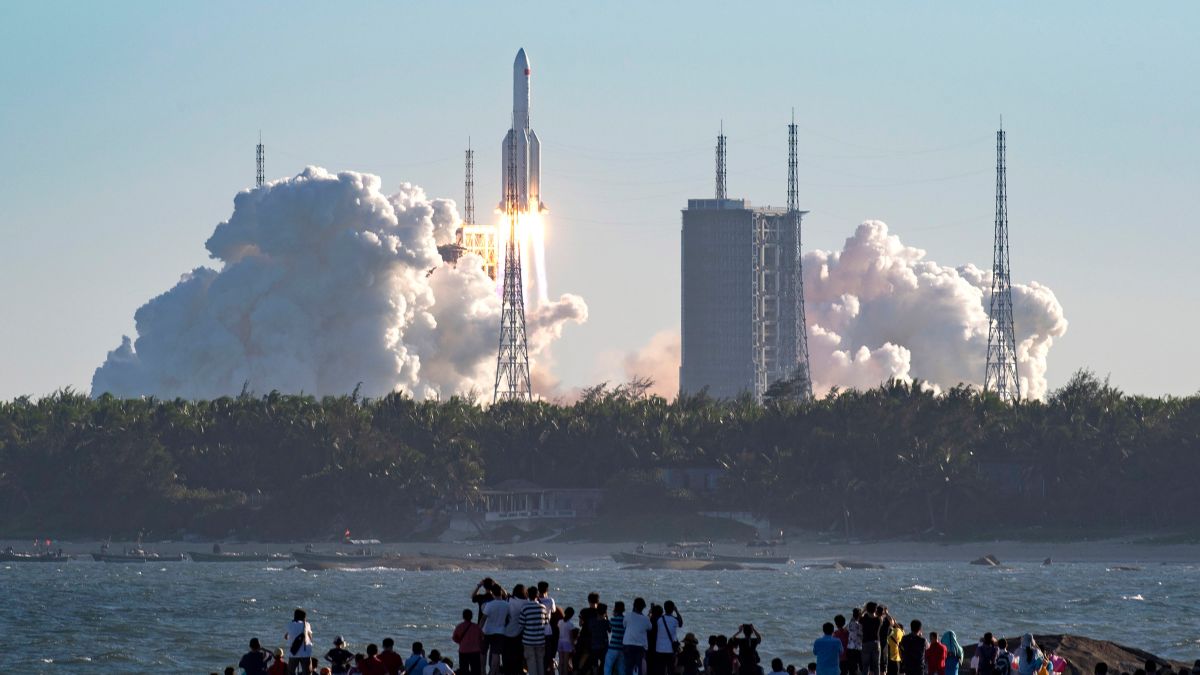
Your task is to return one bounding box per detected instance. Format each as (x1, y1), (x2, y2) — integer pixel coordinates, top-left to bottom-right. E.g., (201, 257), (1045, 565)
(425, 650), (456, 675)
(651, 601), (682, 675)
(622, 598), (652, 675)
(503, 586), (530, 675)
(283, 608), (314, 674)
(481, 588), (511, 675)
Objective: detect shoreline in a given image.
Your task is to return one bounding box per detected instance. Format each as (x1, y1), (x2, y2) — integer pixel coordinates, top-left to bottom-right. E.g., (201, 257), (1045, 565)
(5, 537), (1198, 564)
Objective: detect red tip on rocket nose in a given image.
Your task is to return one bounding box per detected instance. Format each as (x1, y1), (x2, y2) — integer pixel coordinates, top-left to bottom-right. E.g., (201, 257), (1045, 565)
(525, 68), (531, 75)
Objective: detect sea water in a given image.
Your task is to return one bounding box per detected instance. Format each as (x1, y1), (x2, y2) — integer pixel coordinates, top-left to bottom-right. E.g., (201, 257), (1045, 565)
(2, 558), (1198, 672)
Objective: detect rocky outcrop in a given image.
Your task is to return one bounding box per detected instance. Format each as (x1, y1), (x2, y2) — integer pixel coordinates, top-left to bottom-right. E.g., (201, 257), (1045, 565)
(963, 635), (1190, 675)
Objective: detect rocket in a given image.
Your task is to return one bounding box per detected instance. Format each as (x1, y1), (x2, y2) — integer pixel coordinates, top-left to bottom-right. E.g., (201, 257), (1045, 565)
(501, 48), (544, 213)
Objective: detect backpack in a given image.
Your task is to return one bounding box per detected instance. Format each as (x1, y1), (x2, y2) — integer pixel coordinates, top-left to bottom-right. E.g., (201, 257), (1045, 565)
(289, 623), (306, 656)
(995, 651), (1011, 675)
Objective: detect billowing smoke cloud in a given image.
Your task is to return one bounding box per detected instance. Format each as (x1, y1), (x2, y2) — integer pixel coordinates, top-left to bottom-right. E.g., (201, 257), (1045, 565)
(623, 220), (1067, 399)
(621, 330), (683, 398)
(92, 167), (586, 400)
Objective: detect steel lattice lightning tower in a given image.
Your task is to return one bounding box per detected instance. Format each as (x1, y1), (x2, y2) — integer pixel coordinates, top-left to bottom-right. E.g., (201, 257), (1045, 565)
(255, 133), (264, 188)
(715, 122), (727, 200)
(493, 129), (532, 403)
(788, 113), (814, 400)
(984, 123), (1020, 401)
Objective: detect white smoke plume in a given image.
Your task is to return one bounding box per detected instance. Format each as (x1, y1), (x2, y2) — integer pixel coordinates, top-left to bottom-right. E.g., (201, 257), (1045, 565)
(624, 220), (1067, 400)
(621, 330), (683, 398)
(91, 167), (587, 400)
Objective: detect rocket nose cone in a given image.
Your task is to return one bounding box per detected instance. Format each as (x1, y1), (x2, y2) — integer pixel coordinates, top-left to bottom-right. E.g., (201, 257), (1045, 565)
(514, 48), (530, 71)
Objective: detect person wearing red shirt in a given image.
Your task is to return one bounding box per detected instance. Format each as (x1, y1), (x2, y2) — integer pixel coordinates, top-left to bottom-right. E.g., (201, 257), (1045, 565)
(380, 638), (404, 675)
(454, 609), (486, 675)
(268, 648), (288, 675)
(925, 633), (947, 675)
(360, 643), (388, 675)
(833, 616), (850, 674)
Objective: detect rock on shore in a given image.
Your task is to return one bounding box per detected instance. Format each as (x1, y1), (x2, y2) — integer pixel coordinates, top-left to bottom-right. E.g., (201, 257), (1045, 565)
(963, 635), (1190, 675)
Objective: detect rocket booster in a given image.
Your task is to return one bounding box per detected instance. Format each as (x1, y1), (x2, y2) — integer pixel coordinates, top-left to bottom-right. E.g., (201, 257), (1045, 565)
(501, 48), (544, 213)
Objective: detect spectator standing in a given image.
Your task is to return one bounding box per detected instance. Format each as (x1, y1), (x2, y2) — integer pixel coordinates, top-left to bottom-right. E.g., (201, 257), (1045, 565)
(679, 634), (702, 675)
(481, 587), (510, 675)
(847, 609), (864, 675)
(604, 602), (627, 675)
(522, 587), (552, 675)
(380, 639), (404, 675)
(994, 640), (1013, 675)
(622, 598), (653, 675)
(326, 637), (354, 675)
(558, 607), (578, 675)
(975, 634), (998, 675)
(359, 644), (386, 675)
(834, 616), (850, 675)
(941, 633), (962, 675)
(239, 638), (274, 675)
(859, 604), (882, 675)
(924, 633), (946, 675)
(284, 609), (315, 675)
(405, 643), (429, 675)
(898, 621), (926, 675)
(1015, 636), (1044, 675)
(814, 623), (844, 675)
(454, 609), (485, 675)
(504, 586), (529, 675)
(885, 619), (903, 675)
(731, 624), (762, 675)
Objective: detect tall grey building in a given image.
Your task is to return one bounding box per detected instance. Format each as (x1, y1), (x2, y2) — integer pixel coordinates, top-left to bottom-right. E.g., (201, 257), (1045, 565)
(680, 198), (807, 399)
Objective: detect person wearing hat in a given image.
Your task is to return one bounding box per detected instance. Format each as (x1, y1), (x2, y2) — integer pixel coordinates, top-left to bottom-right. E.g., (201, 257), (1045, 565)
(679, 634), (702, 675)
(326, 636), (354, 675)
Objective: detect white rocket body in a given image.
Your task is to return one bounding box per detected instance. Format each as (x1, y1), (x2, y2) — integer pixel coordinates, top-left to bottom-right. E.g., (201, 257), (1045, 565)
(501, 48), (543, 213)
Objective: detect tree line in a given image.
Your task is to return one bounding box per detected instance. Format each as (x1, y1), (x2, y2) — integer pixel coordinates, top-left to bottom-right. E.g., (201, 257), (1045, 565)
(0, 371), (1196, 540)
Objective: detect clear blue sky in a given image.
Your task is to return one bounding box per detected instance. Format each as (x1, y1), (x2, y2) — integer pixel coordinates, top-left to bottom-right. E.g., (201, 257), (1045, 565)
(1, 1), (1197, 399)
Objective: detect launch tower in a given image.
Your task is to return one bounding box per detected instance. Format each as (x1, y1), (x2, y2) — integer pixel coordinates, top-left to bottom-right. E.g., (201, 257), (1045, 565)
(984, 123), (1020, 401)
(786, 114), (814, 400)
(493, 131), (532, 402)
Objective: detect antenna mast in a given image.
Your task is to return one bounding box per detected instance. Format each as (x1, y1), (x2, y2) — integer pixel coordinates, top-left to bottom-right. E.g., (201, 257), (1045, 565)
(494, 126), (532, 403)
(984, 122), (1020, 401)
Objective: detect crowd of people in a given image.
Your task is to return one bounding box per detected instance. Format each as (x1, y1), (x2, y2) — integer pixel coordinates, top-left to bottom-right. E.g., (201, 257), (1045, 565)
(214, 580), (1200, 675)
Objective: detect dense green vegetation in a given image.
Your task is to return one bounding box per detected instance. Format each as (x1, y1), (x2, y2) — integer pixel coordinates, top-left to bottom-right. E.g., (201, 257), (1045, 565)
(0, 372), (1196, 540)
